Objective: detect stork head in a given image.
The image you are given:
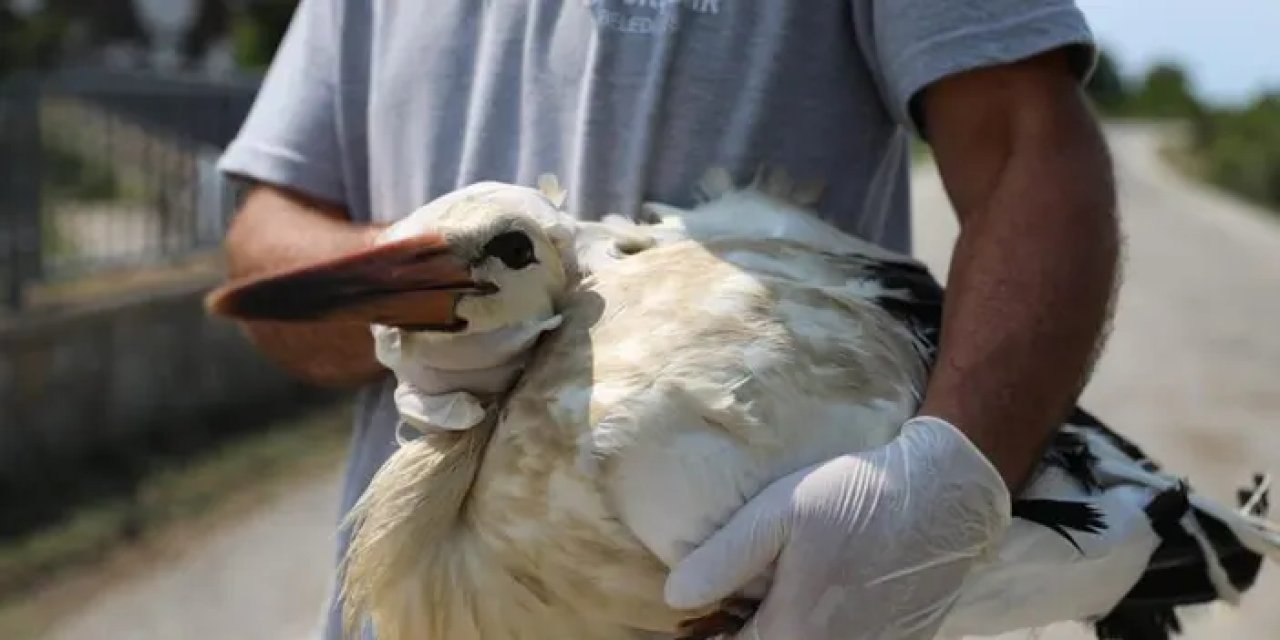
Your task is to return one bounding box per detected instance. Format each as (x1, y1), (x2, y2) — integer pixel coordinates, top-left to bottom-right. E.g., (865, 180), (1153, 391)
(205, 181), (577, 336)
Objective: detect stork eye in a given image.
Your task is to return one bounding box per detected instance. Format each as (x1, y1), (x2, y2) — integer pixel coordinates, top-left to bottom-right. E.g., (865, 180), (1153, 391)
(483, 231), (538, 269)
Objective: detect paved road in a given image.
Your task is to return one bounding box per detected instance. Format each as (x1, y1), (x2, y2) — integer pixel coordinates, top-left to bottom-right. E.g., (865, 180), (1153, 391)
(45, 474), (343, 640)
(44, 125), (1280, 639)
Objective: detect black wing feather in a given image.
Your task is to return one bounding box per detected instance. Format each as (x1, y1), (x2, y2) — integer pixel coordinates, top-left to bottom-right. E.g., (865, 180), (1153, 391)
(1011, 499), (1108, 553)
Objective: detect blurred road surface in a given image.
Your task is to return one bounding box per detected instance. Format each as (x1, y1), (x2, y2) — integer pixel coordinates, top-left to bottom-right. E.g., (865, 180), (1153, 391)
(44, 474), (342, 640)
(44, 124), (1280, 639)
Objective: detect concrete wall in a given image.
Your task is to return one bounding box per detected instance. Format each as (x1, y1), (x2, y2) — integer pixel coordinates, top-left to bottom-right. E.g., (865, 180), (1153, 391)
(0, 276), (336, 533)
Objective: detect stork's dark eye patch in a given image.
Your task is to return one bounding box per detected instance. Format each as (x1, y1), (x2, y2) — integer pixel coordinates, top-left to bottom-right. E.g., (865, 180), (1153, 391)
(483, 231), (538, 269)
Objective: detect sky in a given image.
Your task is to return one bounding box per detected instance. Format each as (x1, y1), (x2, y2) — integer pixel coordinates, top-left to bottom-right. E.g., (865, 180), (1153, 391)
(1077, 0), (1280, 105)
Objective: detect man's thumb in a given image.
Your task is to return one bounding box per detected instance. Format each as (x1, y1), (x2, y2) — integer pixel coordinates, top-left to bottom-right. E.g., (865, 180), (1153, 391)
(664, 493), (791, 610)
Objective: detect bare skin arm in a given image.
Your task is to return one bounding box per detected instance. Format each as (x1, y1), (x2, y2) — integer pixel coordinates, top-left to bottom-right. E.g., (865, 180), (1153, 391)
(222, 183), (388, 388)
(916, 48), (1121, 490)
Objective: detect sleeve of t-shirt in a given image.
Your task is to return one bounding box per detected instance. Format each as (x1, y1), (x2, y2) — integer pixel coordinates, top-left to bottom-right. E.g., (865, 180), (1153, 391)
(217, 0), (347, 207)
(852, 0), (1098, 136)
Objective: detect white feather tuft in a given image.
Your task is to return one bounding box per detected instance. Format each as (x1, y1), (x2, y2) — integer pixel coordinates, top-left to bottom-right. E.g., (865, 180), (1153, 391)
(537, 173), (568, 209)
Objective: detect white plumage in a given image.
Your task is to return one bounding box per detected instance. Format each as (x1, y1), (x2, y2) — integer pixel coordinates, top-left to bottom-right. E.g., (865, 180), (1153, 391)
(206, 171), (1280, 640)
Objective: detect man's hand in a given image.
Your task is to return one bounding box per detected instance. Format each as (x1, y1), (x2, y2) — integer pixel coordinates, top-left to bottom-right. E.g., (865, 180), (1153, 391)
(665, 417), (1011, 639)
(222, 183), (387, 388)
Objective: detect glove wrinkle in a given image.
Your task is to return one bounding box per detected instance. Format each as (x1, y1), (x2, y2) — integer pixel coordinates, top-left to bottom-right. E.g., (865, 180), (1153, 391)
(374, 315), (564, 433)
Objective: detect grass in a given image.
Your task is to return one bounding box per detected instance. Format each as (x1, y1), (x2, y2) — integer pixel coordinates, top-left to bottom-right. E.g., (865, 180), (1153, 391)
(0, 402), (353, 638)
(1158, 129), (1280, 220)
(40, 138), (121, 204)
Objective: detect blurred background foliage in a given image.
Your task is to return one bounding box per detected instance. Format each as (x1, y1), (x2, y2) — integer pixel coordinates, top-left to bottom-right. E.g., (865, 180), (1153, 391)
(1087, 49), (1280, 212)
(0, 5), (70, 75)
(1, 0), (297, 77)
(227, 0), (294, 70)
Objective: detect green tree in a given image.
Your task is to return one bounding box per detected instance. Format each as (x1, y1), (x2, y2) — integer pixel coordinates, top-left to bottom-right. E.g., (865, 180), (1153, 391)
(1197, 94), (1280, 210)
(1129, 62), (1202, 119)
(1085, 49), (1129, 113)
(230, 0), (298, 71)
(0, 7), (71, 77)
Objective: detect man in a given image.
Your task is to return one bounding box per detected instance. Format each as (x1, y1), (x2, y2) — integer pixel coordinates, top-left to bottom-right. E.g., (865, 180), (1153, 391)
(218, 1), (1119, 638)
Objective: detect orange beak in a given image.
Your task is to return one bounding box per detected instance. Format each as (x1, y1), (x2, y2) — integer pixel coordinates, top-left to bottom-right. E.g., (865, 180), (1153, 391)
(204, 233), (491, 331)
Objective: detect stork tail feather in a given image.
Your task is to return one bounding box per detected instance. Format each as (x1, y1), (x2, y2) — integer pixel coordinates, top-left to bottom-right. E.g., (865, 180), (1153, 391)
(1094, 606), (1183, 640)
(1095, 474), (1279, 640)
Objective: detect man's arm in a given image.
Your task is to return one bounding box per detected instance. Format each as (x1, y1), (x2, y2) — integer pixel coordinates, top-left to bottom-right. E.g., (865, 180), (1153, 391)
(917, 48), (1121, 489)
(222, 183), (388, 388)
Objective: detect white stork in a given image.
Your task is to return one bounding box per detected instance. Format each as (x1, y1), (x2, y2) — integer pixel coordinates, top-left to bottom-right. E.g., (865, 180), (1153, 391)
(206, 172), (1280, 640)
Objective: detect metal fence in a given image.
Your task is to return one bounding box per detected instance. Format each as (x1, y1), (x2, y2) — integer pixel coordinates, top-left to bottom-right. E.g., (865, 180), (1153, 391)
(0, 69), (261, 310)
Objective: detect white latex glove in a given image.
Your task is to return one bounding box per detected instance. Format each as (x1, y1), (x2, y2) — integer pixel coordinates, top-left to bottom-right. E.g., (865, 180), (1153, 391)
(372, 315), (562, 434)
(665, 416), (1013, 640)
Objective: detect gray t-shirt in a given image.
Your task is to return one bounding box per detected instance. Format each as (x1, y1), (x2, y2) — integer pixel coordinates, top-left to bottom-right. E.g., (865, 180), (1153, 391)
(218, 1), (1094, 636)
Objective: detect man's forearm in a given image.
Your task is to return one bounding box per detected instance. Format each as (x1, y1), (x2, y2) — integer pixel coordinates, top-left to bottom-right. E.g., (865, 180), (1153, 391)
(918, 50), (1121, 490)
(919, 154), (1118, 489)
(223, 183), (388, 388)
